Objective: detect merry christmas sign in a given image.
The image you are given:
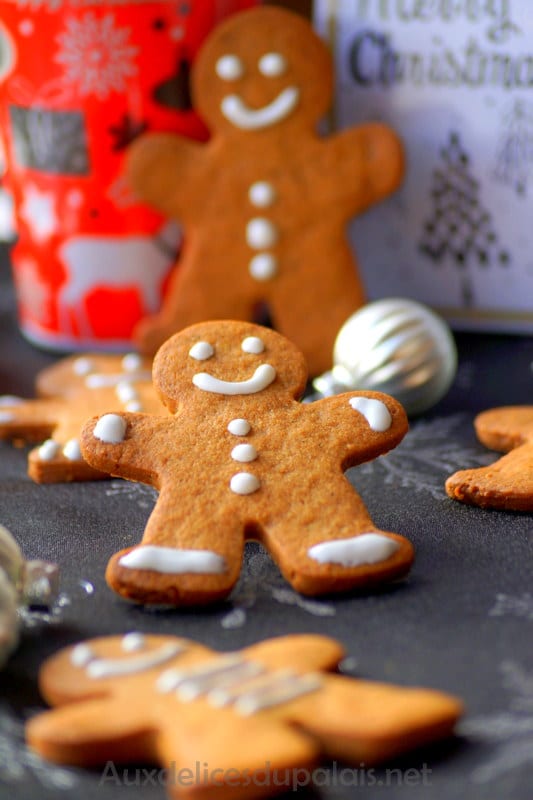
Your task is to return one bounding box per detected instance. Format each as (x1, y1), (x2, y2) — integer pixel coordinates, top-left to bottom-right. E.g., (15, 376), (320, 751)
(314, 0), (533, 331)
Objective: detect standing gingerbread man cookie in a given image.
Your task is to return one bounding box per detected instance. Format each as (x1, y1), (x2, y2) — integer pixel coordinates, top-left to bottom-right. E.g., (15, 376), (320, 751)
(126, 6), (404, 375)
(81, 320), (413, 606)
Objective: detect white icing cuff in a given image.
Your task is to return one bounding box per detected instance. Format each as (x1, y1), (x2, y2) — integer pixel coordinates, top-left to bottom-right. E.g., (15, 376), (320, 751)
(349, 397), (392, 432)
(119, 545), (227, 575)
(93, 414), (127, 444)
(308, 533), (400, 567)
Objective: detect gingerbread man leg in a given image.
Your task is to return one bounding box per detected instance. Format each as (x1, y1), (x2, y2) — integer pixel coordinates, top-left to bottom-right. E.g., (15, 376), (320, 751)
(106, 486), (246, 605)
(262, 477), (414, 595)
(446, 407), (533, 510)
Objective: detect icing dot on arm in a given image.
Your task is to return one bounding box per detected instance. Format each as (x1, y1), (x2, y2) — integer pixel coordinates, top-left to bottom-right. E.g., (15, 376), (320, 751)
(349, 397), (392, 432)
(93, 414), (127, 444)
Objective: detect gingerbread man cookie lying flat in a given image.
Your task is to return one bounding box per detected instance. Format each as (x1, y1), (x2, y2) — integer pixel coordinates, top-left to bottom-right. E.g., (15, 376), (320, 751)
(126, 6), (404, 375)
(81, 321), (413, 606)
(27, 633), (462, 800)
(0, 353), (163, 483)
(446, 406), (533, 510)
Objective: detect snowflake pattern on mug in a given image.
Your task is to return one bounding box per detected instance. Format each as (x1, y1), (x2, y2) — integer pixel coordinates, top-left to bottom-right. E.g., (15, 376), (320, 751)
(54, 13), (139, 100)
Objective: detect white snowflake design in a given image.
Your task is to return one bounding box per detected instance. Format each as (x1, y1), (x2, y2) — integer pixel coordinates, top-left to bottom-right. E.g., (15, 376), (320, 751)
(489, 593), (533, 621)
(13, 257), (51, 324)
(459, 661), (533, 783)
(55, 13), (138, 100)
(0, 705), (76, 789)
(105, 480), (158, 510)
(355, 414), (493, 499)
(221, 545), (336, 629)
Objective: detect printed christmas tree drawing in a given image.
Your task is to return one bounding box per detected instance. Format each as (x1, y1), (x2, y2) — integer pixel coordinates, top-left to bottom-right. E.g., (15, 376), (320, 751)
(493, 100), (533, 197)
(419, 132), (510, 308)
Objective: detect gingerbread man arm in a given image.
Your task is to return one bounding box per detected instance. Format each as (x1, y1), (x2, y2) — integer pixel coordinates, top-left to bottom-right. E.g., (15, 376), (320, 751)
(326, 123), (404, 214)
(80, 413), (175, 486)
(126, 133), (209, 221)
(305, 390), (408, 469)
(0, 396), (58, 443)
(27, 697), (155, 767)
(446, 407), (533, 510)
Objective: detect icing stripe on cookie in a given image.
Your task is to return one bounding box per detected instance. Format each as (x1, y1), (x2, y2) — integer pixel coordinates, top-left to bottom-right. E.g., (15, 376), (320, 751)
(119, 545), (227, 575)
(221, 87), (299, 130)
(308, 534), (400, 567)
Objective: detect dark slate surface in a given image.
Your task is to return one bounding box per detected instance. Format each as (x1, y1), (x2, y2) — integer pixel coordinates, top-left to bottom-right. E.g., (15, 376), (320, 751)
(0, 243), (532, 800)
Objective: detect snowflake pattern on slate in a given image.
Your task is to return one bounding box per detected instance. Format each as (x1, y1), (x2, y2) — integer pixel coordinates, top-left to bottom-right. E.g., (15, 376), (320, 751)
(221, 545), (336, 629)
(55, 13), (138, 100)
(354, 414), (493, 499)
(0, 705), (76, 789)
(489, 593), (533, 621)
(459, 661), (533, 783)
(105, 480), (158, 510)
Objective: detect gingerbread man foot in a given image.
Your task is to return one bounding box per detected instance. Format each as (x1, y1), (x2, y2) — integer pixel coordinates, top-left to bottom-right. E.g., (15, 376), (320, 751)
(446, 406), (533, 511)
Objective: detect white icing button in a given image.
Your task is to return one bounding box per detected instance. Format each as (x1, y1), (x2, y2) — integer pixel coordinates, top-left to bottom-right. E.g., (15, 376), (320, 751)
(248, 181), (276, 208)
(63, 438), (82, 461)
(227, 419), (251, 436)
(93, 413), (127, 444)
(231, 443), (257, 463)
(258, 52), (287, 77)
(349, 397), (392, 432)
(249, 253), (278, 281)
(246, 218), (278, 249)
(116, 382), (138, 404)
(0, 411), (14, 423)
(122, 353), (143, 372)
(70, 643), (94, 667)
(189, 341), (214, 361)
(308, 533), (400, 567)
(72, 357), (94, 376)
(121, 632), (146, 652)
(230, 472), (260, 495)
(38, 439), (60, 461)
(215, 54), (243, 81)
(241, 336), (264, 354)
(125, 401), (143, 413)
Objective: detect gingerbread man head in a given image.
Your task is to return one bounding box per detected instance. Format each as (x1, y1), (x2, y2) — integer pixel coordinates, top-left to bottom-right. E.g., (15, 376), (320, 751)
(191, 6), (332, 138)
(153, 319), (308, 413)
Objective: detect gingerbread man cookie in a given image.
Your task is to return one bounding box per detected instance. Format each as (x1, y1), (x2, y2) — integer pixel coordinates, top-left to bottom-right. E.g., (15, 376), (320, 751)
(81, 321), (413, 606)
(28, 633), (462, 800)
(126, 6), (404, 375)
(446, 406), (533, 510)
(0, 353), (164, 483)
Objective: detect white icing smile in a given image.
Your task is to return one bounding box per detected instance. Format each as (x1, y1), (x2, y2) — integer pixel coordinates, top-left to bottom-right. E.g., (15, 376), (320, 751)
(193, 364), (276, 395)
(220, 86), (299, 130)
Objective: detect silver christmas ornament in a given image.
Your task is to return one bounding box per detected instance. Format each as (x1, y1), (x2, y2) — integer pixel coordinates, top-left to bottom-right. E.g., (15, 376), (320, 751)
(312, 298), (457, 416)
(0, 524), (59, 667)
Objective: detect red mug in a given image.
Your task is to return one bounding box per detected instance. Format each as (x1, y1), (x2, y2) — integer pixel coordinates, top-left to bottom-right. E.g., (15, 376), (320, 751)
(0, 0), (256, 350)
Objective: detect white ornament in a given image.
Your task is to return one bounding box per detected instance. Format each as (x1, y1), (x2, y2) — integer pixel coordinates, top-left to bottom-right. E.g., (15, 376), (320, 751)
(312, 298), (457, 416)
(0, 525), (59, 668)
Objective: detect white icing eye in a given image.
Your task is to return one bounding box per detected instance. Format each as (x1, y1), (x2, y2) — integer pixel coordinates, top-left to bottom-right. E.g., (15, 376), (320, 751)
(215, 54), (244, 81)
(258, 52), (287, 77)
(241, 336), (265, 354)
(189, 341), (214, 361)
